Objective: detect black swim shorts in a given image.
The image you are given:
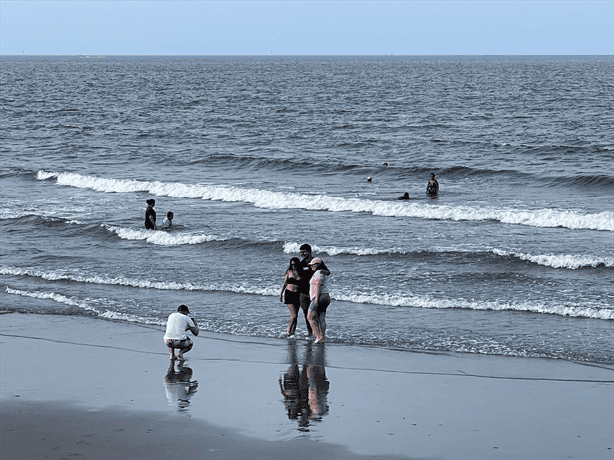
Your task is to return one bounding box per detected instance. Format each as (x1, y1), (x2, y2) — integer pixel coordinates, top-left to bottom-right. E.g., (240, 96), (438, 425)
(283, 290), (301, 307)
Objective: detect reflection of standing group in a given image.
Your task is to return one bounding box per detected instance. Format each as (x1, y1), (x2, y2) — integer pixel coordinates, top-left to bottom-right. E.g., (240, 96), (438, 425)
(279, 340), (329, 427)
(280, 244), (331, 343)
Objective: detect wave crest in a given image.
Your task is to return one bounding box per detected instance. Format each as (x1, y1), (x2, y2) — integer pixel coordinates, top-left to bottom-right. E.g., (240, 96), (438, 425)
(104, 225), (229, 246)
(37, 171), (614, 231)
(3, 266), (611, 320)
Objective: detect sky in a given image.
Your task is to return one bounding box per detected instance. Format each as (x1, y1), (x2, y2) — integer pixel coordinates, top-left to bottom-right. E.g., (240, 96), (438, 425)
(1, 1), (613, 55)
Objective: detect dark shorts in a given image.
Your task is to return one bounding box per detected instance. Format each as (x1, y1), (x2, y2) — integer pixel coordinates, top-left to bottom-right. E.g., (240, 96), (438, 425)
(164, 337), (193, 350)
(284, 290), (300, 307)
(308, 293), (331, 314)
(300, 293), (311, 311)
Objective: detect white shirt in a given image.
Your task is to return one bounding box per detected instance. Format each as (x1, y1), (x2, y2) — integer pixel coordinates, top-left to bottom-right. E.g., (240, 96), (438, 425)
(164, 312), (195, 340)
(162, 217), (172, 228)
(309, 270), (329, 300)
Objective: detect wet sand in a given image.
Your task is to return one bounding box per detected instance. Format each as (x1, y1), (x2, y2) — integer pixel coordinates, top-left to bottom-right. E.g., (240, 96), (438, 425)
(1, 313), (612, 459)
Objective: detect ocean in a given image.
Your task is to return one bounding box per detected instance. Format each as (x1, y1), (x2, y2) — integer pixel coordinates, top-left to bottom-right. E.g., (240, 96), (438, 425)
(1, 55), (612, 364)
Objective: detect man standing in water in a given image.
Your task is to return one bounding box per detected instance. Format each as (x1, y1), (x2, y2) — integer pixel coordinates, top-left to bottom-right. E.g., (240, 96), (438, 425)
(298, 244), (330, 337)
(164, 305), (199, 360)
(426, 173), (439, 197)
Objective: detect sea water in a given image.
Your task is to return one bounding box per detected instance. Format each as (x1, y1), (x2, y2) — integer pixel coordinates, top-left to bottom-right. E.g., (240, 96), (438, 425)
(1, 55), (612, 364)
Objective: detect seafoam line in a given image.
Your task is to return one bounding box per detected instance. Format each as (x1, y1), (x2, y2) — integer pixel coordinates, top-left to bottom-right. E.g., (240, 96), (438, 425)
(3, 266), (612, 320)
(38, 171), (614, 231)
(4, 287), (164, 324)
(283, 242), (614, 270)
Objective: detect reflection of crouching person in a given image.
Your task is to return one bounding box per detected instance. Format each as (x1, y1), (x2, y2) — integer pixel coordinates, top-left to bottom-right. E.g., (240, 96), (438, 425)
(164, 304), (199, 360)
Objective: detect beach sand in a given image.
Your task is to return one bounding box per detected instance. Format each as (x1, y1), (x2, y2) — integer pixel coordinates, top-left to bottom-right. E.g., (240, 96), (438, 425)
(1, 312), (612, 459)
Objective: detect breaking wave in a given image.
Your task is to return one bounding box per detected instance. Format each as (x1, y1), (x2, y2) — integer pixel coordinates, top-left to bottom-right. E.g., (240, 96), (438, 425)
(283, 242), (614, 270)
(4, 287), (164, 324)
(103, 225), (230, 246)
(37, 171), (614, 231)
(3, 266), (612, 320)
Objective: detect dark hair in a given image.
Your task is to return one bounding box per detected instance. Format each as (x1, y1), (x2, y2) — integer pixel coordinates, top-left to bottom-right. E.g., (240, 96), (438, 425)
(147, 199), (155, 206)
(167, 211), (173, 219)
(299, 243), (312, 252)
(177, 304), (189, 313)
(287, 257), (301, 271)
(430, 173), (435, 178)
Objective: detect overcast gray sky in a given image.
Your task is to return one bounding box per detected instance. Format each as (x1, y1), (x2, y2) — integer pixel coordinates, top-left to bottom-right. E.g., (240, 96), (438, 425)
(1, 1), (612, 55)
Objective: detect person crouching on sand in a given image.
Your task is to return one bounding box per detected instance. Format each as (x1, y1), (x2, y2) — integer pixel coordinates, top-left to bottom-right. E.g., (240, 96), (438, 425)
(280, 257), (302, 337)
(164, 305), (199, 360)
(306, 258), (331, 344)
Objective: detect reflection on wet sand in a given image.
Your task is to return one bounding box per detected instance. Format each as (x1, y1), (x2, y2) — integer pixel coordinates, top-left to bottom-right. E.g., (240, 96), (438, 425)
(164, 361), (199, 412)
(279, 341), (330, 431)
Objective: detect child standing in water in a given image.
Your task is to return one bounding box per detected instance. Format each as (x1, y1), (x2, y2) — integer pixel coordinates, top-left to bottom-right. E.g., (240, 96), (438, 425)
(162, 211), (174, 229)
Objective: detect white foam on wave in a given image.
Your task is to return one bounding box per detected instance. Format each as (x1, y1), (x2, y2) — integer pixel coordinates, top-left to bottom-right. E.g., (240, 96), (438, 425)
(5, 286), (92, 309)
(0, 266), (278, 297)
(284, 242), (613, 270)
(335, 291), (614, 320)
(3, 265), (611, 320)
(104, 225), (228, 246)
(38, 170), (614, 231)
(0, 209), (86, 225)
(4, 286), (164, 325)
(283, 242), (395, 256)
(492, 249), (614, 269)
(36, 171), (57, 180)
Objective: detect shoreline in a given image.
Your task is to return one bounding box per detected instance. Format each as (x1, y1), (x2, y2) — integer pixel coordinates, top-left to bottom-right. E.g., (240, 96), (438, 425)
(1, 312), (613, 459)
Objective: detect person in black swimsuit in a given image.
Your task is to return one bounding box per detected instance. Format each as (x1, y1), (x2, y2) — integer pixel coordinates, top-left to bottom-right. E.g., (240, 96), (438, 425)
(280, 257), (302, 337)
(145, 199), (156, 230)
(426, 173), (439, 197)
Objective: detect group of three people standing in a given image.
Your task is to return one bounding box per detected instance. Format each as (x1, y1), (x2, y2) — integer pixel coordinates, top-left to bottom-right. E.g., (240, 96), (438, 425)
(280, 244), (331, 344)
